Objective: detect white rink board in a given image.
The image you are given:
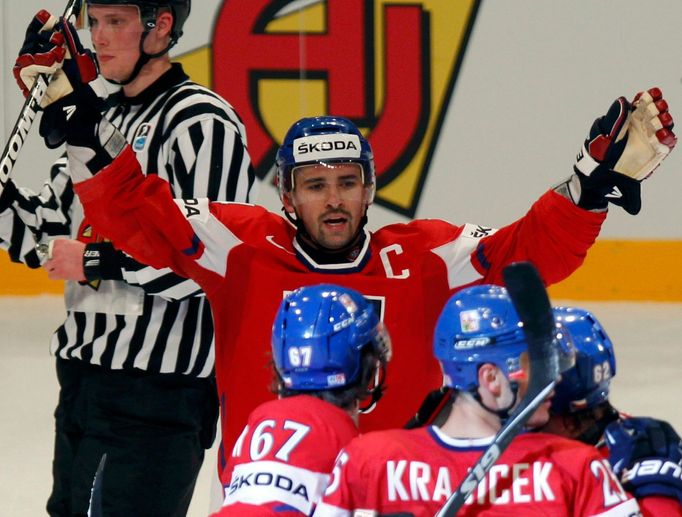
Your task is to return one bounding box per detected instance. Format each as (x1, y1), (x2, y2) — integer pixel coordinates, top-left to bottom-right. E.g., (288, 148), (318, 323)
(0, 295), (680, 516)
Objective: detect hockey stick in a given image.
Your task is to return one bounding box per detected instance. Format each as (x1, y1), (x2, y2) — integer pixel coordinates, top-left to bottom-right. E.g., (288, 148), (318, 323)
(0, 0), (83, 193)
(435, 261), (559, 517)
(87, 453), (106, 517)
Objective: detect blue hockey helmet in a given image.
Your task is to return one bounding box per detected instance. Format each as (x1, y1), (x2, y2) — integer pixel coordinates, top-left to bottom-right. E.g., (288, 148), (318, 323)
(434, 285), (575, 392)
(551, 306), (616, 414)
(272, 284), (390, 391)
(275, 116), (376, 204)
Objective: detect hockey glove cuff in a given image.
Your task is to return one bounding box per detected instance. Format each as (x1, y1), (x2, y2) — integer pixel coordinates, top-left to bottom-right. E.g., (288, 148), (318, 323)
(83, 242), (124, 282)
(620, 459), (682, 504)
(606, 417), (682, 503)
(555, 88), (676, 215)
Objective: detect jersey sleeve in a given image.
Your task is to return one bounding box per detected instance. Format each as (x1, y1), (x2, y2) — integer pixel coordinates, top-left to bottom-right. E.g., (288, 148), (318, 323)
(0, 155), (72, 268)
(114, 108), (257, 300)
(638, 495), (682, 517)
(314, 442), (371, 517)
(73, 145), (256, 297)
(573, 450), (642, 517)
(474, 189), (606, 286)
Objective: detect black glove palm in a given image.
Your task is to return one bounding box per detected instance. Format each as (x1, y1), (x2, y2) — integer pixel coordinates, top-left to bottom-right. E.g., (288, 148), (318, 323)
(38, 18), (103, 149)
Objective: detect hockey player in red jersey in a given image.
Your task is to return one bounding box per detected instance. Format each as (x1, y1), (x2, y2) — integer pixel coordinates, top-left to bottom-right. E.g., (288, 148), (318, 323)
(314, 285), (641, 516)
(27, 24), (677, 476)
(211, 284), (391, 516)
(542, 306), (682, 516)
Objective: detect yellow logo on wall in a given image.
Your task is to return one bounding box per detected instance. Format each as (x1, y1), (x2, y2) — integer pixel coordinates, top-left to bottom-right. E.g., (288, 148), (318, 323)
(181, 0), (480, 216)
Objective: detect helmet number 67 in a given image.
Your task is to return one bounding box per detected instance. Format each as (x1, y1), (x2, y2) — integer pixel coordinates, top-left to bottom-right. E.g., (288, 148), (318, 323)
(289, 346), (313, 367)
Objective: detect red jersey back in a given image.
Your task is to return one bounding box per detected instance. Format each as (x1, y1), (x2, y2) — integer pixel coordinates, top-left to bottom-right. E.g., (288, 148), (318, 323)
(220, 395), (358, 515)
(315, 427), (641, 516)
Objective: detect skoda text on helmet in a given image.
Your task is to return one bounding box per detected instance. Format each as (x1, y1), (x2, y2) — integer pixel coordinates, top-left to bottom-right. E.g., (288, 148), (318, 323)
(433, 285), (575, 394)
(551, 306), (616, 414)
(86, 0), (191, 85)
(271, 284), (391, 392)
(276, 116), (376, 205)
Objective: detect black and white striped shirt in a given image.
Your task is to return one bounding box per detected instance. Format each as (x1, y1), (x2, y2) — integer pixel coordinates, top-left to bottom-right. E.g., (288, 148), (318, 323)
(0, 64), (257, 377)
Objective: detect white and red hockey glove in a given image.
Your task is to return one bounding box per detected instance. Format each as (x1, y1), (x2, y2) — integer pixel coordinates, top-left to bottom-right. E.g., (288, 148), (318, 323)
(13, 10), (68, 107)
(36, 17), (108, 149)
(556, 88), (676, 215)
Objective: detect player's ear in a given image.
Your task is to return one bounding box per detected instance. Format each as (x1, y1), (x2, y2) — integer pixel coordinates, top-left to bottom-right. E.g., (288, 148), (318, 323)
(157, 11), (173, 36)
(478, 364), (501, 395)
(282, 192), (296, 214)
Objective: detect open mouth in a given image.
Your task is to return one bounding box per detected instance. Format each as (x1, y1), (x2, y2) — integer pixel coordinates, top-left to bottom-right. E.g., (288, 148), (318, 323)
(322, 213), (349, 228)
(324, 217), (347, 226)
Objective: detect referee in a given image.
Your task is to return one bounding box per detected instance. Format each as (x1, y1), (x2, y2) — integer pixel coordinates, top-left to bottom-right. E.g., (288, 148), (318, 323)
(2, 1), (256, 516)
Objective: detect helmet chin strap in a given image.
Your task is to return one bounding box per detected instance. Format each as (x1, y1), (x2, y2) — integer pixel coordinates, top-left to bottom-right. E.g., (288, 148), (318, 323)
(359, 363), (387, 414)
(472, 381), (520, 424)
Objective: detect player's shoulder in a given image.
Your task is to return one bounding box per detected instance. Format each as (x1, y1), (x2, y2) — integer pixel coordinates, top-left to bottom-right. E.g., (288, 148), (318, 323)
(372, 218), (463, 246)
(166, 79), (247, 130)
(253, 395), (358, 438)
(517, 432), (602, 464)
(347, 427), (431, 458)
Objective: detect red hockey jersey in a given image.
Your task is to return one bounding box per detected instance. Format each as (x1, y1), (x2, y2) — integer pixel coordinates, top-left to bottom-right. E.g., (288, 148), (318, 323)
(216, 395), (358, 515)
(74, 147), (606, 474)
(315, 427), (641, 516)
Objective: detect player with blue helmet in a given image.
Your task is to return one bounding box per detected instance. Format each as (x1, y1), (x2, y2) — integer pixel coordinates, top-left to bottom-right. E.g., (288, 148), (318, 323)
(542, 306), (682, 515)
(271, 283), (391, 412)
(542, 306), (620, 444)
(314, 285), (645, 516)
(215, 284), (391, 516)
(275, 116), (376, 254)
(432, 284), (575, 428)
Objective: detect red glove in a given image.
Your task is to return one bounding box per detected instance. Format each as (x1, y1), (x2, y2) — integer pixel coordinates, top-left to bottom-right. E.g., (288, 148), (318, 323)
(13, 10), (67, 107)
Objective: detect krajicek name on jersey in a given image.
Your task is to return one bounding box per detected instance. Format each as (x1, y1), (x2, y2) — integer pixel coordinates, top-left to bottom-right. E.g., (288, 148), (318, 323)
(294, 134), (362, 162)
(225, 460), (328, 514)
(386, 459), (556, 505)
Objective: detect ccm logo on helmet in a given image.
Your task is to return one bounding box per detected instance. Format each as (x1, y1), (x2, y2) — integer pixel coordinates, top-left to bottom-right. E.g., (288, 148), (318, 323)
(293, 134), (362, 162)
(454, 337), (492, 350)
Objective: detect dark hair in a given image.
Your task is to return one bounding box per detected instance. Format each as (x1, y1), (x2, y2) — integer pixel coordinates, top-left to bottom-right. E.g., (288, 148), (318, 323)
(556, 400), (620, 445)
(273, 346), (382, 411)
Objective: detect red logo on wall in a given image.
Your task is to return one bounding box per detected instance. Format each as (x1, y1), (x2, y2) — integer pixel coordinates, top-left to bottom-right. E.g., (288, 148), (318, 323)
(211, 0), (480, 216)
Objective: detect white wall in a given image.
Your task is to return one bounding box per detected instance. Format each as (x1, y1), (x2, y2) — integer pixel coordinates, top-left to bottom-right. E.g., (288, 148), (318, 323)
(3, 0), (682, 236)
